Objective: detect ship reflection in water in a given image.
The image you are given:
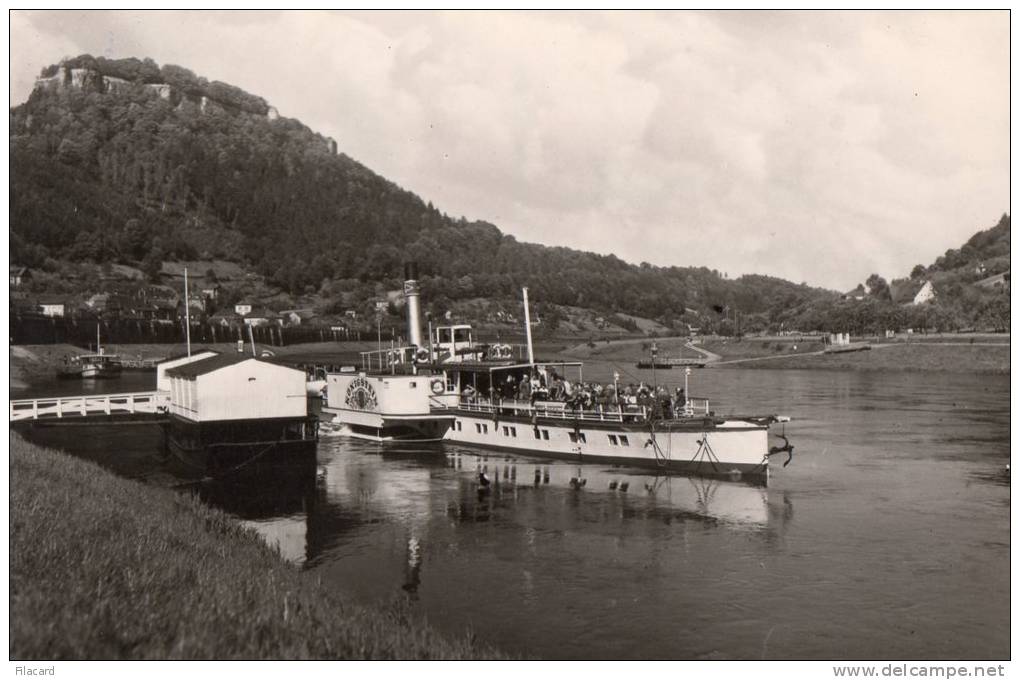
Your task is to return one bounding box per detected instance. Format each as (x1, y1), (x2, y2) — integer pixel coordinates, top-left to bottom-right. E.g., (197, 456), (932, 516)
(200, 438), (795, 658)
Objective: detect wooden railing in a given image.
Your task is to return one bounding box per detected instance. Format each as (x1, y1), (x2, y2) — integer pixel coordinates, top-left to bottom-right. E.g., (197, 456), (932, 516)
(10, 391), (171, 422)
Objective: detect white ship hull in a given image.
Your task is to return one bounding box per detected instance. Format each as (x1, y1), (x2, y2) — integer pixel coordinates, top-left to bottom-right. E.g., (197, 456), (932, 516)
(322, 401), (771, 481)
(442, 411), (768, 479)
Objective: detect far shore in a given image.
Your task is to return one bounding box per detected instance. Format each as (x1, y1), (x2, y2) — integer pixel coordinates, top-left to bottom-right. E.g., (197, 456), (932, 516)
(9, 338), (574, 390)
(9, 332), (1009, 391)
(556, 333), (1010, 374)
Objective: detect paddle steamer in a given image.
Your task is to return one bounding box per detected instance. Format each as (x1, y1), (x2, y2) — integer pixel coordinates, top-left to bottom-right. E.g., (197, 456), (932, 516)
(321, 264), (791, 483)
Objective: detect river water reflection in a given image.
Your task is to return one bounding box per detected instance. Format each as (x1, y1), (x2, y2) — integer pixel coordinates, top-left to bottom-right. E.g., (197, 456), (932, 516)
(15, 365), (1009, 659)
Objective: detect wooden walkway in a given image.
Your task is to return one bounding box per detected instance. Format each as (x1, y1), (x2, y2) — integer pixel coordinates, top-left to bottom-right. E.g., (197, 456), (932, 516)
(9, 391), (170, 423)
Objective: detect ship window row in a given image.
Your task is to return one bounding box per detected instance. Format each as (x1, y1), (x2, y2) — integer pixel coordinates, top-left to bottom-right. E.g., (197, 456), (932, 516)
(607, 434), (630, 446)
(475, 423), (489, 434)
(533, 428), (550, 440)
(454, 421), (462, 431)
(501, 426), (518, 437)
(568, 432), (587, 444)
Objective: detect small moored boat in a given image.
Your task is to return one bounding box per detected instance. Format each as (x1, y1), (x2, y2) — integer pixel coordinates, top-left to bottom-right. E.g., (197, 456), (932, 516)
(56, 351), (123, 379)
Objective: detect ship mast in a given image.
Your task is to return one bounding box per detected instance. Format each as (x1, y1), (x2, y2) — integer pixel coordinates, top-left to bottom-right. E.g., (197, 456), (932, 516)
(184, 267), (192, 357)
(522, 287), (535, 365)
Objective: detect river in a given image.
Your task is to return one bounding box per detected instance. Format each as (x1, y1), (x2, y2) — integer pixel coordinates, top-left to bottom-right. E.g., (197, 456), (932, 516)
(11, 364), (1010, 660)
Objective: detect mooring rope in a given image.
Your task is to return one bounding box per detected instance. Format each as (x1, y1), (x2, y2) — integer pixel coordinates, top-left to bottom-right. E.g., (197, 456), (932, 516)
(207, 439), (291, 479)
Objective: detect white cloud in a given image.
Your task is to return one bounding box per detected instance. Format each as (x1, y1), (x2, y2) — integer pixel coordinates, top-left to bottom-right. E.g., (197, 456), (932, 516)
(9, 10), (1009, 290)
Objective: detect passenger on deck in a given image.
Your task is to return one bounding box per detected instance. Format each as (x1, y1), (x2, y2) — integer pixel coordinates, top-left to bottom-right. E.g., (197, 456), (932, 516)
(529, 373), (546, 404)
(549, 373), (564, 400)
(518, 374), (531, 402)
(602, 383), (617, 411)
(502, 374), (516, 401)
(655, 385), (671, 418)
(623, 385), (639, 412)
(462, 384), (477, 400)
(674, 387), (687, 416)
(562, 376), (574, 399)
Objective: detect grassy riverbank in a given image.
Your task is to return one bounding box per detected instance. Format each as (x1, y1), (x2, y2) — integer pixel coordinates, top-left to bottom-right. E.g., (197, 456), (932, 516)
(558, 334), (1009, 374)
(10, 433), (508, 660)
(712, 342), (1010, 374)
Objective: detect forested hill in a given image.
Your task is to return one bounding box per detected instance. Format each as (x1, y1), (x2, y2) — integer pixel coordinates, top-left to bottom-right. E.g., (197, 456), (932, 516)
(919, 213), (1010, 277)
(11, 55), (999, 336)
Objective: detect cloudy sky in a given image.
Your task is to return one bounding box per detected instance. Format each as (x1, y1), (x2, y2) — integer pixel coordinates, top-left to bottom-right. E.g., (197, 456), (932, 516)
(10, 10), (1009, 290)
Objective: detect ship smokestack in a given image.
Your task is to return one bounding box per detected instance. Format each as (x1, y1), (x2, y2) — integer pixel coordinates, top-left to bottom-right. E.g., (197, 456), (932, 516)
(403, 261), (424, 351)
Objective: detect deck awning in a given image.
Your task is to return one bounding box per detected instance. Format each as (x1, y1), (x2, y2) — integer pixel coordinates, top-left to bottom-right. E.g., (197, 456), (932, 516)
(447, 361), (584, 374)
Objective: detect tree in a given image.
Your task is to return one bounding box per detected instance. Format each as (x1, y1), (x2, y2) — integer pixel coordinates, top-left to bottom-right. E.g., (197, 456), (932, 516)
(122, 219), (149, 260)
(978, 295), (1010, 332)
(141, 245), (165, 282)
(910, 264), (926, 279)
(866, 274), (891, 301)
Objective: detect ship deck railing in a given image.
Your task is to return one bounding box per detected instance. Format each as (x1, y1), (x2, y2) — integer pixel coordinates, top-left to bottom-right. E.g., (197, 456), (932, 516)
(360, 346), (417, 373)
(455, 399), (630, 422)
(450, 396), (711, 422)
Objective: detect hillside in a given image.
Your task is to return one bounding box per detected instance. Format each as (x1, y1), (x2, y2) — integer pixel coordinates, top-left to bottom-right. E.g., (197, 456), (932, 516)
(884, 214), (1011, 331)
(10, 54), (838, 335)
(896, 213), (1010, 290)
(9, 55), (1007, 337)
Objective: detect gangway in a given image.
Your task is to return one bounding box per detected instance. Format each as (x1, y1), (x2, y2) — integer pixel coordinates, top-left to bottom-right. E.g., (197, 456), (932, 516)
(9, 391), (170, 423)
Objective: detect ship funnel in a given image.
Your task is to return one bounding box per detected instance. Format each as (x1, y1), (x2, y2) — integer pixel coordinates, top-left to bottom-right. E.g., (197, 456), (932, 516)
(403, 261), (424, 351)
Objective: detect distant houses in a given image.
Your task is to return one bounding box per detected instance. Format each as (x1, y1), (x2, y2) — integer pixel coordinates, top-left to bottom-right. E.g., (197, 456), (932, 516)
(242, 307), (280, 327)
(974, 270), (1010, 291)
(912, 281), (936, 305)
(85, 288), (180, 322)
(280, 308), (317, 326)
(10, 266), (30, 289)
(210, 306), (281, 328)
(37, 295), (68, 317)
(888, 279), (937, 306)
(841, 284), (869, 301)
(844, 279), (939, 306)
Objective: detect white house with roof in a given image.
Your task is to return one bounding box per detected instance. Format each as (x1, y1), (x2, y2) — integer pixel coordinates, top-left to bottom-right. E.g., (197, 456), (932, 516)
(912, 281), (936, 305)
(37, 295), (68, 317)
(164, 354), (307, 422)
(156, 350), (219, 392)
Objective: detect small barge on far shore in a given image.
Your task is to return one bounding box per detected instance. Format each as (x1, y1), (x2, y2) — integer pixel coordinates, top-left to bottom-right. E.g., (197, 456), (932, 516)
(635, 359), (707, 369)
